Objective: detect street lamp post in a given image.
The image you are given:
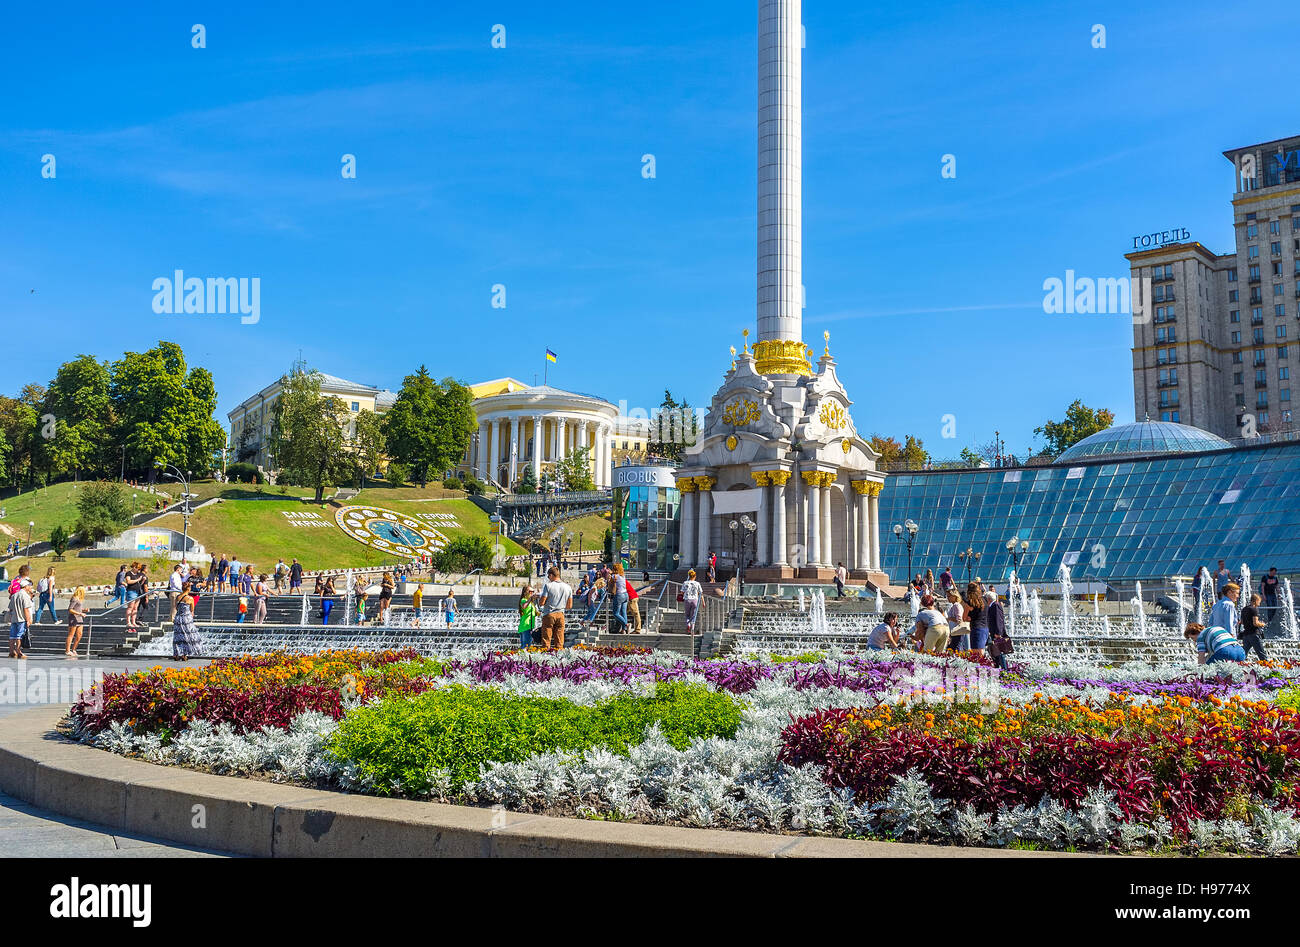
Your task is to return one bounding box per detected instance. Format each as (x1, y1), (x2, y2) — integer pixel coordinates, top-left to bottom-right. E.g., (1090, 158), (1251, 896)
(729, 515), (757, 595)
(159, 465), (194, 571)
(27, 521), (34, 557)
(957, 547), (983, 583)
(1005, 535), (1030, 575)
(892, 519), (918, 588)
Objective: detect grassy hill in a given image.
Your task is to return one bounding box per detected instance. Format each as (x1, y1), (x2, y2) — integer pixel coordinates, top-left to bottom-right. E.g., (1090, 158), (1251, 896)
(2, 489), (524, 589)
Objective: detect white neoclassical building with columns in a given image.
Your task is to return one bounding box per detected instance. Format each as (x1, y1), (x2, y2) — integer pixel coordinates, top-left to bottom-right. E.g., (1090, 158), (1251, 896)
(464, 378), (622, 490)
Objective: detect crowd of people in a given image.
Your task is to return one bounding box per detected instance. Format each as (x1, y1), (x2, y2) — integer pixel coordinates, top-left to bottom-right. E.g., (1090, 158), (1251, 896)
(515, 562), (667, 649)
(870, 578), (1014, 669)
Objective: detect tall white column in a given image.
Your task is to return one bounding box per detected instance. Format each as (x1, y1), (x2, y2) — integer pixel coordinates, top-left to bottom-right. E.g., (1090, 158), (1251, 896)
(476, 422), (488, 480)
(757, 0), (803, 344)
(868, 488), (881, 571)
(578, 420), (590, 481)
(771, 472), (788, 566)
(532, 416), (542, 481)
(487, 420), (499, 484)
(753, 473), (770, 567)
(804, 474), (821, 568)
(557, 418), (568, 462)
(509, 416), (520, 485)
(696, 477), (715, 567)
(821, 481), (834, 569)
(678, 482), (696, 570)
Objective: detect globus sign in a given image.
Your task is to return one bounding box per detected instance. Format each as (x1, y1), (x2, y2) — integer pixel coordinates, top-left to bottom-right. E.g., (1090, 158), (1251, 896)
(612, 466), (677, 489)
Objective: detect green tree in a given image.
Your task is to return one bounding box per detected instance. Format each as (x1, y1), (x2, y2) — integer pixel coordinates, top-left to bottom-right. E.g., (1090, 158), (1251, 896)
(75, 480), (133, 544)
(49, 524), (70, 558)
(385, 461), (410, 487)
(959, 446), (983, 467)
(901, 435), (929, 468)
(648, 389), (699, 463)
(434, 535), (494, 573)
(41, 354), (113, 481)
(271, 368), (351, 502)
(868, 434), (901, 466)
(383, 367), (476, 487)
(0, 394), (39, 488)
(352, 409), (386, 488)
(1034, 400), (1115, 458)
(555, 446), (596, 491)
(109, 341), (225, 479)
(516, 463), (538, 495)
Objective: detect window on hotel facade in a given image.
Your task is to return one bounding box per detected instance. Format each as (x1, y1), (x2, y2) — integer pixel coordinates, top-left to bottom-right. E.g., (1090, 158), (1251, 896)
(1280, 325), (1289, 339)
(1228, 268), (1238, 281)
(1281, 346), (1291, 359)
(1255, 328), (1266, 344)
(1284, 389), (1293, 402)
(1233, 351), (1243, 364)
(1232, 330), (1242, 343)
(1273, 242), (1283, 256)
(1282, 367), (1292, 381)
(1247, 223), (1259, 239)
(1249, 246), (1260, 259)
(1273, 221), (1283, 235)
(1230, 289), (1239, 302)
(1231, 309), (1240, 322)
(1250, 265), (1262, 280)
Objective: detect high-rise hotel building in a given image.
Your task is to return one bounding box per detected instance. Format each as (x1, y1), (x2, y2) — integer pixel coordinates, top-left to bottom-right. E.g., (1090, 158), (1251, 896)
(1127, 134), (1300, 438)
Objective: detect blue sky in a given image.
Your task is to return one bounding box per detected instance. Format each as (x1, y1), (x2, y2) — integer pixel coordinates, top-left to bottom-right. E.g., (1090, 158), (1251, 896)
(4, 0), (1297, 457)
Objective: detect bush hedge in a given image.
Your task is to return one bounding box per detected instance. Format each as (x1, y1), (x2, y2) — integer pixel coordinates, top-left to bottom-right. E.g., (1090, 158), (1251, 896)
(326, 682), (742, 794)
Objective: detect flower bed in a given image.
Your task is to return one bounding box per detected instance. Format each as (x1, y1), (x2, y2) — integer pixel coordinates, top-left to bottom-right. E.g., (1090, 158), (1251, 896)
(63, 647), (1300, 854)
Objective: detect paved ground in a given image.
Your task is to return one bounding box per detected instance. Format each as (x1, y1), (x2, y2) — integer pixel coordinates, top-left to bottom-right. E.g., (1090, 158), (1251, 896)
(0, 791), (232, 858)
(0, 655), (230, 857)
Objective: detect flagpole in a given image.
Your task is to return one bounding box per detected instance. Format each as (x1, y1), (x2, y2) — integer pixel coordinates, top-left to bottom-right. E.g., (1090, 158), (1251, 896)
(544, 354), (548, 387)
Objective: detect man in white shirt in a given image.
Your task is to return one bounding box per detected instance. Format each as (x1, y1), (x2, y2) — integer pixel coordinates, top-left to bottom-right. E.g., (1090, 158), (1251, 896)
(834, 562), (848, 598)
(274, 558), (287, 592)
(168, 564), (185, 619)
(538, 566), (573, 651)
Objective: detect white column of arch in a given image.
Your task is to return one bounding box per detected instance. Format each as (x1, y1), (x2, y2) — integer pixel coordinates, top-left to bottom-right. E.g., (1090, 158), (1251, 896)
(821, 482), (834, 570)
(755, 477), (770, 567)
(869, 488), (881, 571)
(476, 421), (488, 480)
(557, 418), (568, 463)
(771, 474), (788, 567)
(806, 478), (821, 569)
(678, 484), (696, 570)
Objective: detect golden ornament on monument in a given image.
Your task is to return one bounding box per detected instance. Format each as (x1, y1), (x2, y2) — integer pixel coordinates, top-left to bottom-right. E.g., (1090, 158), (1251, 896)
(726, 435), (738, 451)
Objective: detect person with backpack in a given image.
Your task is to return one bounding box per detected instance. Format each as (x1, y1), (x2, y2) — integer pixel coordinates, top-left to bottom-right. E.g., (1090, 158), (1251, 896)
(34, 568), (58, 623)
(274, 558), (288, 592)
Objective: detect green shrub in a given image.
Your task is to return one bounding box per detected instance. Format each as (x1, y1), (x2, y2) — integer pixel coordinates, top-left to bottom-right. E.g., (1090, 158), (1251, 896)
(442, 476), (463, 491)
(385, 462), (410, 487)
(433, 534), (494, 573)
(326, 682), (742, 795)
(225, 462), (263, 484)
(1275, 687), (1300, 712)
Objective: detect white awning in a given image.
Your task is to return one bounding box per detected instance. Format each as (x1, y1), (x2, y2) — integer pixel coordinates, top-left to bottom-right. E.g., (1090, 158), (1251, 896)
(710, 488), (762, 514)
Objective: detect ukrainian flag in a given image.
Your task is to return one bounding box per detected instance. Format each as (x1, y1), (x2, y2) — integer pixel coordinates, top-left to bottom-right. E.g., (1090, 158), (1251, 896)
(546, 349), (558, 363)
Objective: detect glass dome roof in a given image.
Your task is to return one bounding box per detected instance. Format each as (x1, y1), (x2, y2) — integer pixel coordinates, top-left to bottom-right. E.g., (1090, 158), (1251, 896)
(1057, 420), (1233, 463)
